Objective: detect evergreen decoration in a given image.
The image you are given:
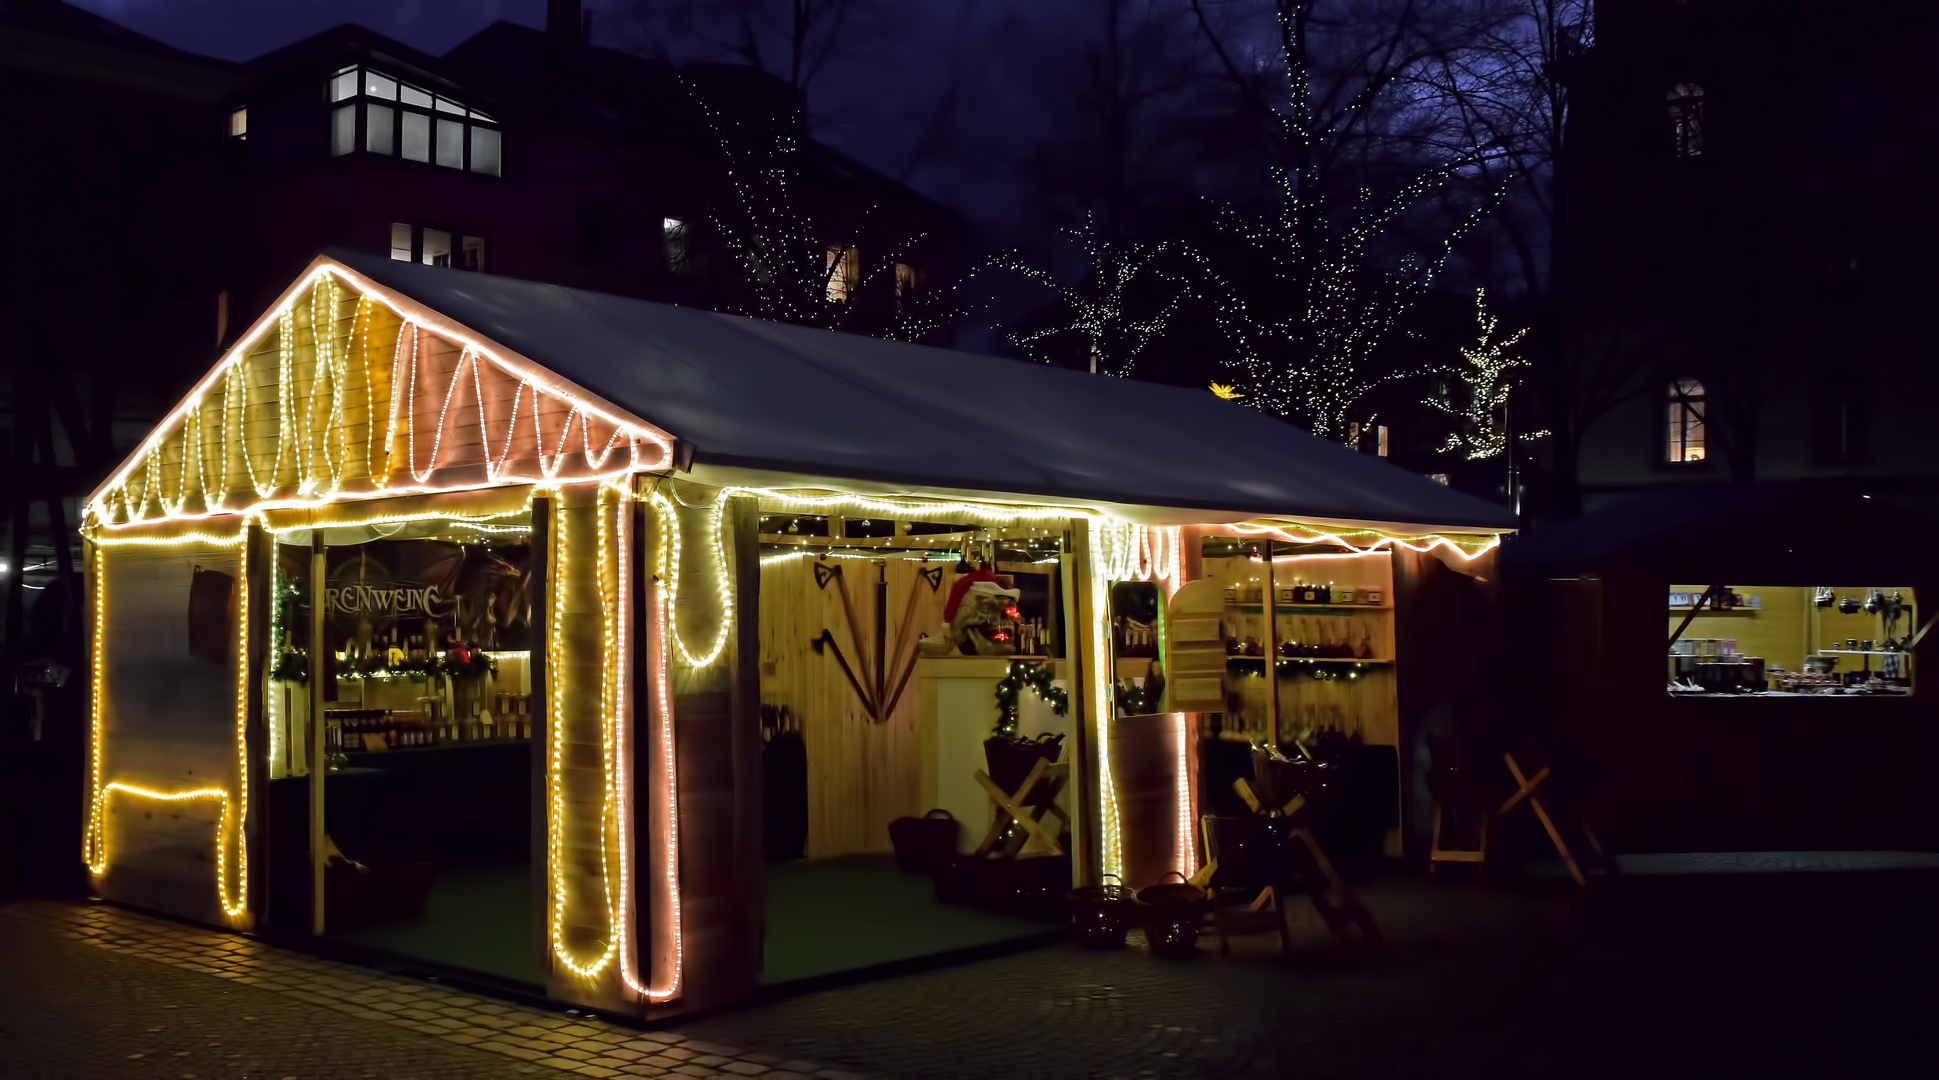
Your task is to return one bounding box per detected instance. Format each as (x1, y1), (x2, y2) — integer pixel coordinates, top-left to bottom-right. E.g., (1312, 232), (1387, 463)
(1114, 680), (1154, 716)
(993, 659), (1069, 736)
(269, 649), (308, 685)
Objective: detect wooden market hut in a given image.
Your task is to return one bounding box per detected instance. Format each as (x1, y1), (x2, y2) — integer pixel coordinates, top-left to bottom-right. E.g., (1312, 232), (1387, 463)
(1500, 484), (1939, 854)
(79, 250), (1515, 1017)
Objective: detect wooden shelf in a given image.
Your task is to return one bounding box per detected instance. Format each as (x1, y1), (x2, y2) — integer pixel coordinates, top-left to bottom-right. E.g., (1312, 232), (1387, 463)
(1225, 655), (1393, 666)
(1818, 649), (1909, 657)
(1229, 603), (1391, 613)
(1669, 607), (1758, 616)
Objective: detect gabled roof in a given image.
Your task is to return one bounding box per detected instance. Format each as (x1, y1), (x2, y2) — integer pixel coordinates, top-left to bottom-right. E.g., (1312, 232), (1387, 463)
(318, 250), (1515, 531)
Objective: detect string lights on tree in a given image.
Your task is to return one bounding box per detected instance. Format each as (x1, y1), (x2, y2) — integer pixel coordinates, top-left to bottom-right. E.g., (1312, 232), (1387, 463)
(682, 78), (956, 344)
(1188, 0), (1513, 441)
(1425, 288), (1545, 461)
(989, 215), (1188, 377)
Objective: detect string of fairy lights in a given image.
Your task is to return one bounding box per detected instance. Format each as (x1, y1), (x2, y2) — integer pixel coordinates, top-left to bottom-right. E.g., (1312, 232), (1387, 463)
(1424, 288), (1547, 461)
(990, 215), (1187, 377)
(86, 266), (672, 530)
(678, 75), (950, 344)
(77, 262), (1503, 1005)
(83, 523), (252, 919)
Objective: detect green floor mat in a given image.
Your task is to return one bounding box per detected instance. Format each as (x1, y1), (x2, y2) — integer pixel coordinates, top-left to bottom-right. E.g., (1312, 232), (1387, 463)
(329, 862), (541, 987)
(760, 854), (1056, 986)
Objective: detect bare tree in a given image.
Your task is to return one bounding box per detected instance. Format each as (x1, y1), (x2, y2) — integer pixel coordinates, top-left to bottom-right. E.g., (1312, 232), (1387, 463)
(1188, 0), (1513, 438)
(987, 216), (1190, 375)
(1425, 287), (1546, 466)
(684, 79), (954, 341)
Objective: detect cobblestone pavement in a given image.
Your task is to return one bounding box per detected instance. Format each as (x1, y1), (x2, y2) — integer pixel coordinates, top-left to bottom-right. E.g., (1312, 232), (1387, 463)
(0, 901), (866, 1080)
(672, 871), (1939, 1079)
(7, 868), (1938, 1079)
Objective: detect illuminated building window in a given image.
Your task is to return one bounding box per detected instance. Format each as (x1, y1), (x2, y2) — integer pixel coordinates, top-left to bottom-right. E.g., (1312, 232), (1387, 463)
(391, 224), (484, 271)
(227, 107), (248, 140)
(1666, 377), (1706, 462)
(422, 228), (451, 268)
(664, 218), (690, 276)
(1376, 425), (1390, 458)
(825, 244), (859, 303)
(1668, 82), (1705, 158)
(894, 261), (919, 312)
(326, 64), (500, 175)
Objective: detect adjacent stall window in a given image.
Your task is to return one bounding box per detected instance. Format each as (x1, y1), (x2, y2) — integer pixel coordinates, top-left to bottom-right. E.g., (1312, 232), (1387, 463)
(1667, 585), (1916, 696)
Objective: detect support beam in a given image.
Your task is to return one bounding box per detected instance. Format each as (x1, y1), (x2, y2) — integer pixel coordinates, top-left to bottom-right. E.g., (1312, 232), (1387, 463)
(308, 531), (326, 937)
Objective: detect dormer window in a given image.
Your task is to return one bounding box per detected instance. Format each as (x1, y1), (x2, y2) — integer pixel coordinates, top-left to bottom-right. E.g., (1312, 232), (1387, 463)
(328, 65), (501, 176)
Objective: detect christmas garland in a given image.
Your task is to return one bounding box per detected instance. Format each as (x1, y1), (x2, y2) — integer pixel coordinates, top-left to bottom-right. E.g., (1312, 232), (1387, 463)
(993, 659), (1069, 736)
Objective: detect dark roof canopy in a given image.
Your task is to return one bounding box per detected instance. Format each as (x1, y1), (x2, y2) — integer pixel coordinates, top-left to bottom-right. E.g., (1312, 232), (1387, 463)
(330, 251), (1516, 530)
(1502, 483), (1935, 584)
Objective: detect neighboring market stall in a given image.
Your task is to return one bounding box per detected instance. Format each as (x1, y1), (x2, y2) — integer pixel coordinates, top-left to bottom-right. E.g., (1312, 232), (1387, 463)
(1501, 484), (1939, 853)
(79, 250), (1514, 1016)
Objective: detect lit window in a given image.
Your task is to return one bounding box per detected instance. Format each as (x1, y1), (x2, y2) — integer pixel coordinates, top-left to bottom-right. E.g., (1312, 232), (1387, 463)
(366, 103), (394, 154)
(390, 223), (413, 262)
(1376, 424), (1390, 458)
(663, 218), (690, 276)
(895, 261), (919, 311)
(227, 107), (248, 140)
(1666, 378), (1706, 462)
(469, 127), (501, 176)
(422, 228), (451, 268)
(825, 244), (859, 303)
(324, 66), (499, 175)
(1668, 82), (1705, 158)
(330, 66), (358, 102)
(461, 235), (486, 272)
(435, 118), (464, 168)
(401, 112), (430, 162)
(330, 105), (356, 156)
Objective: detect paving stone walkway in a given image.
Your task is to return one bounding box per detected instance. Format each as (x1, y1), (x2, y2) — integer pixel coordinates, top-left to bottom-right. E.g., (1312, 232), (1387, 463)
(0, 900), (869, 1080)
(8, 864), (1939, 1079)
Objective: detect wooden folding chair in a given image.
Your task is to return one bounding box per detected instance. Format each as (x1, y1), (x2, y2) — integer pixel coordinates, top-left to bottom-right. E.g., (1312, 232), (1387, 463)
(972, 758), (1071, 858)
(1200, 814), (1292, 957)
(1494, 752), (1610, 887)
(1224, 779), (1380, 947)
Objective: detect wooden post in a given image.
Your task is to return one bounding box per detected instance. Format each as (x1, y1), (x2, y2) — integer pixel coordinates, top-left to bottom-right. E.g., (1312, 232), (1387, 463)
(308, 530), (326, 937)
(1061, 518), (1101, 886)
(245, 520), (268, 926)
(529, 495), (550, 981)
(1263, 538), (1279, 747)
(629, 496), (651, 1004)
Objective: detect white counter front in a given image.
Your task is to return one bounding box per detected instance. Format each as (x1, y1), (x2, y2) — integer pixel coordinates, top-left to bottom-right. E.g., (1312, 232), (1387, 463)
(915, 657), (1071, 855)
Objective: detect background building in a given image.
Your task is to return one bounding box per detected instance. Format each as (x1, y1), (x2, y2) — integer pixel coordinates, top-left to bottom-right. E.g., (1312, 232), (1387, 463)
(0, 0), (964, 892)
(1555, 0), (1939, 518)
